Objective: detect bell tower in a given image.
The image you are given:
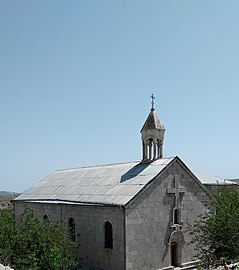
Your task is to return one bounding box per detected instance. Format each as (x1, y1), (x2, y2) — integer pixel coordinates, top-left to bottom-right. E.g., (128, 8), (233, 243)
(141, 94), (165, 162)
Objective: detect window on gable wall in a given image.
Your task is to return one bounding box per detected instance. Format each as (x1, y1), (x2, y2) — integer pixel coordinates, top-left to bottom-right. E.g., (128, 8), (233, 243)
(104, 221), (113, 249)
(173, 208), (179, 224)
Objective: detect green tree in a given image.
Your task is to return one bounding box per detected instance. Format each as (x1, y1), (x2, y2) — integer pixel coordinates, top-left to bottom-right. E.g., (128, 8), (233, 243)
(191, 187), (239, 269)
(0, 207), (77, 270)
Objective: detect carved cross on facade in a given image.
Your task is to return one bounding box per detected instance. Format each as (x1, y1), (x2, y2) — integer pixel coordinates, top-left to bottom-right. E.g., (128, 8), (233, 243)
(167, 175), (186, 208)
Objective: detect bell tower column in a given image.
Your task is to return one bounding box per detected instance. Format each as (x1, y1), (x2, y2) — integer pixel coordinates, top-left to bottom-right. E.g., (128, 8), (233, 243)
(140, 94), (165, 162)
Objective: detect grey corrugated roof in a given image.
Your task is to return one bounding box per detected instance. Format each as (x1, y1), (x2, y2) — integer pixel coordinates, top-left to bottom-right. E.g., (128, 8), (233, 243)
(225, 178), (239, 184)
(195, 172), (238, 186)
(195, 172), (224, 185)
(14, 157), (175, 206)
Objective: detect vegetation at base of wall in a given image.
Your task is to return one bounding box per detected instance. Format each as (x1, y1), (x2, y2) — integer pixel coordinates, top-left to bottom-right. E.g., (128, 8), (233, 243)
(191, 187), (239, 269)
(0, 207), (77, 270)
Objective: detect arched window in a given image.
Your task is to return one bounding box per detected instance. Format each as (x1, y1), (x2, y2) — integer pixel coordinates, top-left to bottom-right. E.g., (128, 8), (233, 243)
(68, 217), (76, 242)
(173, 208), (180, 224)
(43, 214), (49, 221)
(104, 221), (113, 249)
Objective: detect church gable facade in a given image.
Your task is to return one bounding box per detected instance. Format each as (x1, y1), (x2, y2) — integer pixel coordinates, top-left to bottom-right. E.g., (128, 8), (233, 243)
(125, 158), (210, 270)
(13, 100), (211, 270)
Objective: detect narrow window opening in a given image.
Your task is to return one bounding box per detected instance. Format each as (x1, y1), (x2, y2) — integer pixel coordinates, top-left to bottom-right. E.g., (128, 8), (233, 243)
(104, 221), (113, 249)
(68, 217), (76, 242)
(173, 208), (179, 224)
(43, 214), (49, 221)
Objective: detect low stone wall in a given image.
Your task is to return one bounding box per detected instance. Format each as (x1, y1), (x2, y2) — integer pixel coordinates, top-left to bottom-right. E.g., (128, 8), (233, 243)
(214, 264), (239, 270)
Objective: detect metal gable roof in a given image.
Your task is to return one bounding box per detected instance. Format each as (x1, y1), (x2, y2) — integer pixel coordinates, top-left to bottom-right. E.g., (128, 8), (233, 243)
(195, 172), (239, 186)
(14, 157), (175, 206)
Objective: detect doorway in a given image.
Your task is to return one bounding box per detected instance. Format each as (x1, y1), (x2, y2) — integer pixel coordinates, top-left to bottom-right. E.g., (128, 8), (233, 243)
(171, 241), (177, 266)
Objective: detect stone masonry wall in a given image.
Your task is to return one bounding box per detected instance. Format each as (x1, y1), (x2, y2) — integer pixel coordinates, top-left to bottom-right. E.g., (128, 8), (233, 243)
(14, 202), (125, 270)
(125, 160), (211, 270)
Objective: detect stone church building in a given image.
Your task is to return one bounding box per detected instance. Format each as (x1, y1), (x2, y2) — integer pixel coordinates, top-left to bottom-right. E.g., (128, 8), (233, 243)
(14, 103), (211, 270)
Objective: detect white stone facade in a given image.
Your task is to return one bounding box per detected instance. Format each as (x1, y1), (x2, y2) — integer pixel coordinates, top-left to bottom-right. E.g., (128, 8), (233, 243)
(15, 203), (125, 270)
(125, 160), (210, 270)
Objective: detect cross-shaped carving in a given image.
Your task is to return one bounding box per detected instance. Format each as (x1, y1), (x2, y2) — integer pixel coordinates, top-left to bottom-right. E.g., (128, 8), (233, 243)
(167, 175), (186, 208)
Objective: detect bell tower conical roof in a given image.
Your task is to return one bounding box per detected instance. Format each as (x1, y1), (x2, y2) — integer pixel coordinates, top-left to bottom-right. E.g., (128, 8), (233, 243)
(141, 108), (164, 132)
(141, 95), (165, 162)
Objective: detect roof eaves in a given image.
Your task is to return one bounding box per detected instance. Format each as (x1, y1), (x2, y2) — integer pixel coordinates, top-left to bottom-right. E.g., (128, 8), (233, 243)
(12, 198), (124, 208)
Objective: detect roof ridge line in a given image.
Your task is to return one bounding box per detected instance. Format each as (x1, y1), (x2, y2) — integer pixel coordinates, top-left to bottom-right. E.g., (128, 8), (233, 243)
(53, 157), (176, 173)
(54, 161), (141, 172)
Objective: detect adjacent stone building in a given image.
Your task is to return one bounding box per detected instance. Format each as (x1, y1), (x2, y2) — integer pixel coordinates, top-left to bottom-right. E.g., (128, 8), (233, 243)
(13, 103), (211, 270)
(0, 193), (20, 209)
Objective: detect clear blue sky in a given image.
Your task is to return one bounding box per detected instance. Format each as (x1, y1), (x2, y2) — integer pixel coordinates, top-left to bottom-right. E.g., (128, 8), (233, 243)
(1, 1), (239, 192)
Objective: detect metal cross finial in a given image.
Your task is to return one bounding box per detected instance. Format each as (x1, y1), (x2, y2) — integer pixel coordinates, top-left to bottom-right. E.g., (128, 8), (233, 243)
(150, 94), (155, 109)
